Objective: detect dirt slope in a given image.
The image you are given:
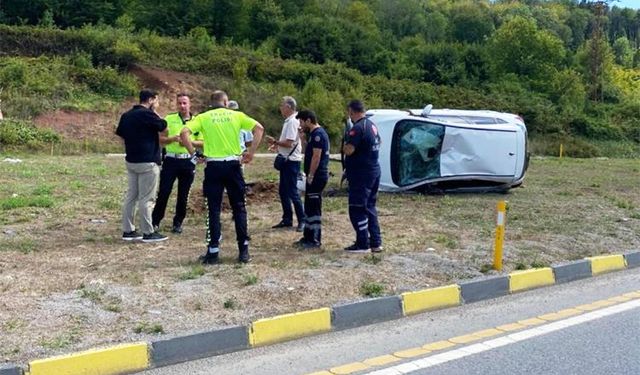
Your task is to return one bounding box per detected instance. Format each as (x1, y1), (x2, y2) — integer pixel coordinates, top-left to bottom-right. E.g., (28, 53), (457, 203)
(33, 65), (212, 143)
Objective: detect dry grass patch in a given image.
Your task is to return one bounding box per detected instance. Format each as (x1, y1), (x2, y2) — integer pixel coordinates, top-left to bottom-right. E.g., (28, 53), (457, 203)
(0, 154), (638, 361)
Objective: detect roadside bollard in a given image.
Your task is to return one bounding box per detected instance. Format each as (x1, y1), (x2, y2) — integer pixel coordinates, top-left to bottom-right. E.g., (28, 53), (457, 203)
(493, 200), (507, 271)
(559, 143), (564, 158)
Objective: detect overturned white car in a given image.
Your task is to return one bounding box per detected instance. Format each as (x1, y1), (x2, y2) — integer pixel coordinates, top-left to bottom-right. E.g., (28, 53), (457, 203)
(364, 106), (529, 193)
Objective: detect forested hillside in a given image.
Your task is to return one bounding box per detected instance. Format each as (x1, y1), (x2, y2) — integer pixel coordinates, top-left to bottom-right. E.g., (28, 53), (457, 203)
(1, 0), (640, 156)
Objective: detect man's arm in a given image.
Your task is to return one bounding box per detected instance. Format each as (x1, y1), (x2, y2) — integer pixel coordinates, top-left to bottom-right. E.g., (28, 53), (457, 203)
(342, 124), (362, 156)
(267, 120), (297, 148)
(159, 128), (178, 145)
(180, 127), (195, 155)
(343, 144), (355, 156)
(243, 123), (264, 164)
(267, 137), (294, 148)
(308, 148), (322, 183)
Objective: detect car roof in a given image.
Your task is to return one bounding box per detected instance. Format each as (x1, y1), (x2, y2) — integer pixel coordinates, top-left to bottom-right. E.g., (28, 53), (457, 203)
(366, 108), (525, 127)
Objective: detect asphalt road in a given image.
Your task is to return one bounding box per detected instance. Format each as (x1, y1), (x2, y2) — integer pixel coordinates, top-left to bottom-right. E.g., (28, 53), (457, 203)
(139, 268), (640, 375)
(407, 307), (640, 375)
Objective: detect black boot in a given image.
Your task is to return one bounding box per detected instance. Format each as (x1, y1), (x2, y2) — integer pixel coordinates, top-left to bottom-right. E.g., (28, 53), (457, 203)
(238, 242), (251, 263)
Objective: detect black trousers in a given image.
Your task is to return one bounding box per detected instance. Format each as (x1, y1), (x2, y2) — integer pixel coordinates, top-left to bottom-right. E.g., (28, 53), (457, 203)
(303, 175), (328, 244)
(152, 157), (195, 228)
(203, 160), (248, 253)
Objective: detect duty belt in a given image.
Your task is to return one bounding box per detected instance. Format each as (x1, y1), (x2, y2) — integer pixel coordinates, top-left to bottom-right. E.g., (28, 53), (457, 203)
(165, 152), (191, 159)
(206, 156), (241, 162)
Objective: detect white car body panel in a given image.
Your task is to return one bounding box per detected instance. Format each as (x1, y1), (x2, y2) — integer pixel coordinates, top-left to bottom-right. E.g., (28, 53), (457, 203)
(363, 108), (529, 193)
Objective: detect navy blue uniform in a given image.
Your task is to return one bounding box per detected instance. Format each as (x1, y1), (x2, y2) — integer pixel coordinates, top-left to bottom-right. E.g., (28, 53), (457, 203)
(303, 127), (330, 245)
(344, 117), (382, 249)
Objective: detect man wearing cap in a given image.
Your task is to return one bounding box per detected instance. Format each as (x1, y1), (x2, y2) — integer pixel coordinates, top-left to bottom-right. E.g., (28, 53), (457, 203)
(342, 99), (382, 253)
(266, 96), (306, 232)
(151, 93), (202, 234)
(295, 110), (330, 249)
(116, 89), (168, 243)
(180, 90), (264, 264)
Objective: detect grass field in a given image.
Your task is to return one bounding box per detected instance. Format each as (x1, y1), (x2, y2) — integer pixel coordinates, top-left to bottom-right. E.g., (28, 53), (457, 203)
(0, 154), (639, 362)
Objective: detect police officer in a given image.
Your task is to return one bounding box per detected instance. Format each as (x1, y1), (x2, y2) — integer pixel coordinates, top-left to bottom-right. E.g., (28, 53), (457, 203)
(295, 110), (330, 249)
(152, 93), (202, 234)
(180, 90), (264, 264)
(342, 100), (382, 253)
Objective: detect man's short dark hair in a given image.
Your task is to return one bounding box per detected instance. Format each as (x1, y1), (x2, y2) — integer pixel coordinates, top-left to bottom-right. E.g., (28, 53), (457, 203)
(139, 89), (158, 103)
(347, 99), (365, 113)
(296, 109), (317, 124)
(177, 92), (190, 99)
(211, 90), (228, 104)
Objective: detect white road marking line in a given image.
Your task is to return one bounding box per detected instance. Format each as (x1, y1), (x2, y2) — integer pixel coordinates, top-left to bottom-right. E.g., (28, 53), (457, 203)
(362, 298), (640, 375)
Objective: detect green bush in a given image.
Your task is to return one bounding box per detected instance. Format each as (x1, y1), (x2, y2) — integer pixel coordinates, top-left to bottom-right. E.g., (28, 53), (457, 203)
(74, 67), (137, 97)
(108, 38), (143, 67)
(0, 119), (60, 146)
(0, 59), (27, 87)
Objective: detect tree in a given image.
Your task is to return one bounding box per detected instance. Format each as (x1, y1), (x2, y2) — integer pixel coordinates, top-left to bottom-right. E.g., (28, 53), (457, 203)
(422, 11), (448, 43)
(612, 36), (633, 67)
(276, 14), (384, 74)
(245, 0), (284, 44)
(372, 0), (428, 39)
(450, 3), (495, 44)
(344, 1), (377, 30)
(488, 16), (566, 81)
(566, 7), (592, 50)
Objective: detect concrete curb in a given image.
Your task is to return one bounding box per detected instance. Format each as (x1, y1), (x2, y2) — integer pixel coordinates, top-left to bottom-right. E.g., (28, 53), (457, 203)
(509, 267), (555, 292)
(28, 343), (148, 375)
(401, 285), (460, 315)
(459, 275), (509, 303)
(0, 364), (22, 375)
(11, 250), (640, 375)
(552, 259), (592, 284)
(249, 308), (331, 347)
(588, 254), (627, 275)
(624, 251), (640, 268)
(151, 325), (248, 368)
(332, 296), (403, 331)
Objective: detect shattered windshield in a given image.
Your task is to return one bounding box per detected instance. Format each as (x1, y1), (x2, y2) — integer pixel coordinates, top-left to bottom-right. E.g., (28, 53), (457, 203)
(392, 120), (445, 186)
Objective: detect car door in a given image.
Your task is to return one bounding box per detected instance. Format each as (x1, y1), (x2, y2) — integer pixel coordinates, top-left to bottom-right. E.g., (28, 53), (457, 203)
(439, 126), (518, 178)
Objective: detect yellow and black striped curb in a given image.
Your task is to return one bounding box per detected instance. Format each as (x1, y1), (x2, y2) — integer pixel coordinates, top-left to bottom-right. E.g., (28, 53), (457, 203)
(2, 251), (638, 375)
(308, 289), (640, 375)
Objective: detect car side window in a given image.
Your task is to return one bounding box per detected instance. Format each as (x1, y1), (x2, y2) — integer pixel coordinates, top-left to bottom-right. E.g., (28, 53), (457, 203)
(392, 120), (445, 186)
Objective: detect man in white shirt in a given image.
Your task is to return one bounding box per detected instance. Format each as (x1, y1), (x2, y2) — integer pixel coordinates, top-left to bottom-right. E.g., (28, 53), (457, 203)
(266, 96), (306, 232)
(229, 100), (254, 153)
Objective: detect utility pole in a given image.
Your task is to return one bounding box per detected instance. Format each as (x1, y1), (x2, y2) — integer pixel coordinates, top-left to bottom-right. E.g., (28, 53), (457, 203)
(588, 1), (608, 102)
(584, 0), (620, 102)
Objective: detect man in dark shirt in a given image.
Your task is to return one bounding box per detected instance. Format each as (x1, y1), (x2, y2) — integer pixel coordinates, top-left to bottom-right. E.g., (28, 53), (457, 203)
(342, 99), (382, 253)
(115, 89), (168, 243)
(295, 110), (330, 249)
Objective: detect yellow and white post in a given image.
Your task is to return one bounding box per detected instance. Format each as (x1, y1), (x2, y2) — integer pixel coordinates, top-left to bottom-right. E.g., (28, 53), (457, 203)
(493, 200), (507, 271)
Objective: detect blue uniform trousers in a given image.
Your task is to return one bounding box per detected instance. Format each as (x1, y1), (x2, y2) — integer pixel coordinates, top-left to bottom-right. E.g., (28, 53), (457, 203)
(303, 175), (328, 245)
(348, 172), (382, 249)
